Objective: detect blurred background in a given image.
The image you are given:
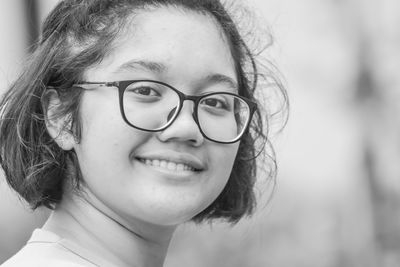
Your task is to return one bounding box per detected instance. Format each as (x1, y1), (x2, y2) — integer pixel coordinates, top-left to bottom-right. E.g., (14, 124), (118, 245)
(1, 0), (399, 266)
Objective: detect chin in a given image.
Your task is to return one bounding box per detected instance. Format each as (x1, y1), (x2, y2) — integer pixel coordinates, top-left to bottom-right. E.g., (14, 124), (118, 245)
(141, 201), (211, 226)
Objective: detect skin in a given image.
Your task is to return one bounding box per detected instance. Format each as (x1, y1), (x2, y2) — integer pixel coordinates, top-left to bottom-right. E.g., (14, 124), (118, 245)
(45, 7), (239, 267)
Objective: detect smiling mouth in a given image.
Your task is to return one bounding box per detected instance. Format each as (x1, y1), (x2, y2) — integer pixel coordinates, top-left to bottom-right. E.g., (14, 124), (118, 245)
(136, 158), (201, 172)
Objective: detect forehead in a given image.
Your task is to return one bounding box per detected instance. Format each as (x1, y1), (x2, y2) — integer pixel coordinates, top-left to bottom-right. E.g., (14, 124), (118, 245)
(125, 6), (229, 48)
(84, 6), (236, 83)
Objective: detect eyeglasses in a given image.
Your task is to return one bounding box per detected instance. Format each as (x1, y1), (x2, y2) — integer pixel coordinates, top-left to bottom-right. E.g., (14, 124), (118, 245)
(73, 80), (257, 144)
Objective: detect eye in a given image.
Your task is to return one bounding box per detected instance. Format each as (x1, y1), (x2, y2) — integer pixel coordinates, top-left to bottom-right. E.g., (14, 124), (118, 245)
(131, 86), (160, 97)
(201, 98), (227, 109)
(202, 98), (224, 108)
(124, 84), (164, 103)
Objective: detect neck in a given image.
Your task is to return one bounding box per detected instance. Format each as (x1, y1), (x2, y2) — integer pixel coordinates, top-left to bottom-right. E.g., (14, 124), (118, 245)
(43, 189), (176, 267)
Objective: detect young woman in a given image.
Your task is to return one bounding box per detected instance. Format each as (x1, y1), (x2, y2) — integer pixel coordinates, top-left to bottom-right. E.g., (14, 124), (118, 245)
(0, 0), (286, 266)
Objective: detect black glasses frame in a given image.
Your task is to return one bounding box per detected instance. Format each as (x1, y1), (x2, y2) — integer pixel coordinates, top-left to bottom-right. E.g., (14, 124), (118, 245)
(73, 80), (257, 144)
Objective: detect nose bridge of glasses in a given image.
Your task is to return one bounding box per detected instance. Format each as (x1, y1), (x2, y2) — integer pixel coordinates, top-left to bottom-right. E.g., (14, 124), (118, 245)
(180, 93), (200, 113)
(161, 94), (204, 143)
(164, 92), (199, 131)
(177, 96), (197, 120)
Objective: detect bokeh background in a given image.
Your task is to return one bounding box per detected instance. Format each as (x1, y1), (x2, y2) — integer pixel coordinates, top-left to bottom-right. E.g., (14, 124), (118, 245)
(1, 0), (399, 266)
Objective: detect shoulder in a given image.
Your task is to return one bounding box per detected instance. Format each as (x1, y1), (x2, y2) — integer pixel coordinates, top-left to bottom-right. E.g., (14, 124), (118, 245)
(2, 257), (88, 267)
(0, 229), (97, 267)
(1, 244), (91, 267)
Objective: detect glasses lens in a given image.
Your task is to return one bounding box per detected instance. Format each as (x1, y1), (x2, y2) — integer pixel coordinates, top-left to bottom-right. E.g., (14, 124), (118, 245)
(122, 81), (180, 131)
(197, 93), (250, 142)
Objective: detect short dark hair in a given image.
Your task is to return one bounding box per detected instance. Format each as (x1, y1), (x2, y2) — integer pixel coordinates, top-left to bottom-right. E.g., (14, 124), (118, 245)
(0, 0), (287, 223)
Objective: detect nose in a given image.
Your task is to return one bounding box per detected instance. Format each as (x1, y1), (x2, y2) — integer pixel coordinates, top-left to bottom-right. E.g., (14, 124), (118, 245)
(157, 101), (204, 146)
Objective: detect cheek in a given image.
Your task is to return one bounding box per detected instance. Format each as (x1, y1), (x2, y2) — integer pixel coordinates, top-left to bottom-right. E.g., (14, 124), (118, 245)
(208, 143), (239, 191)
(73, 92), (150, 182)
(75, 125), (148, 181)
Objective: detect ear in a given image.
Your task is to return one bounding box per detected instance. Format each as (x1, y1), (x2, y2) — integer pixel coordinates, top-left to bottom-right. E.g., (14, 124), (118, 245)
(44, 89), (76, 151)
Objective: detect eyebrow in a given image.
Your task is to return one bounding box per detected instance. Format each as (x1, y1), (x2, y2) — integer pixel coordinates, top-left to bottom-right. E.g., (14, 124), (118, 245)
(114, 59), (238, 91)
(204, 73), (238, 92)
(114, 60), (166, 74)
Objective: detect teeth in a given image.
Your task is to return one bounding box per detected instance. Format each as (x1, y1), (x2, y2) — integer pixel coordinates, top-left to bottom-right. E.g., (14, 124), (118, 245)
(139, 159), (196, 172)
(167, 162), (176, 170)
(160, 160), (167, 169)
(176, 163), (184, 171)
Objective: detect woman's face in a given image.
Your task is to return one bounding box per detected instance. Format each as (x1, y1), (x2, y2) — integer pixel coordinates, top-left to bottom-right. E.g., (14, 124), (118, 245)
(73, 7), (239, 226)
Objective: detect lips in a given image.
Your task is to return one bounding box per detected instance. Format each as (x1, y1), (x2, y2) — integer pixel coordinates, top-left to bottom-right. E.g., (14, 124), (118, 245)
(137, 158), (197, 172)
(134, 151), (206, 172)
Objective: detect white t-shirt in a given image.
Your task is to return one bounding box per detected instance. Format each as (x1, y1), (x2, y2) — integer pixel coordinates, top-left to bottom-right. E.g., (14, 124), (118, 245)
(1, 229), (116, 267)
